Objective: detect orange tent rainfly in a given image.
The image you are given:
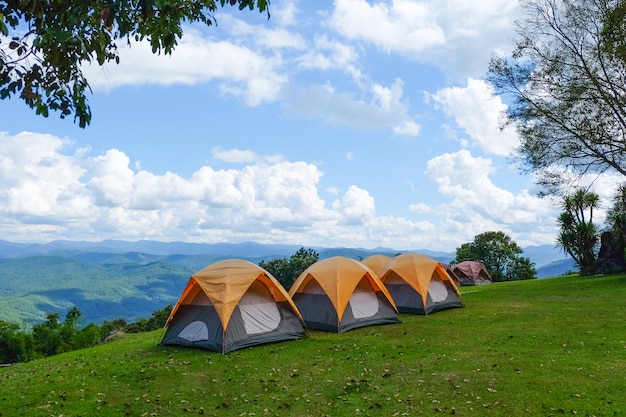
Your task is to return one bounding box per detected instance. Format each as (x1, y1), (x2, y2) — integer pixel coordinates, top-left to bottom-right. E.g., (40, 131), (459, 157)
(160, 259), (307, 353)
(289, 256), (400, 333)
(361, 254), (393, 277)
(380, 252), (464, 315)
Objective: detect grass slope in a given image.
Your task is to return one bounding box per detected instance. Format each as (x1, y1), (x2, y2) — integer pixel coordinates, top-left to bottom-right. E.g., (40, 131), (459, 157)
(1, 275), (625, 416)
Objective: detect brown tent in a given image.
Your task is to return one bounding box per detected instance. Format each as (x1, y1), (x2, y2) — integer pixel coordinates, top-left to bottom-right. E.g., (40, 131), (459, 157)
(451, 261), (492, 286)
(160, 259), (307, 353)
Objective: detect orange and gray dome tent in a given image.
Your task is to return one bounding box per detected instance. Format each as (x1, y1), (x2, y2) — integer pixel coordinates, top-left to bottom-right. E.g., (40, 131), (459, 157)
(380, 252), (464, 315)
(361, 254), (393, 278)
(288, 256), (400, 333)
(160, 259), (307, 353)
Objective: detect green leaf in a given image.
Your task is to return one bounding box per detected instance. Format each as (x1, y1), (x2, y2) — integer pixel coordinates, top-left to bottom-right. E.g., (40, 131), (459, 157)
(0, 13), (8, 36)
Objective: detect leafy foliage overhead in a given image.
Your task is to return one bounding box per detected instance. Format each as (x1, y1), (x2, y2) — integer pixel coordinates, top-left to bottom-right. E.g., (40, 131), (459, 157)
(0, 0), (269, 127)
(488, 0), (626, 194)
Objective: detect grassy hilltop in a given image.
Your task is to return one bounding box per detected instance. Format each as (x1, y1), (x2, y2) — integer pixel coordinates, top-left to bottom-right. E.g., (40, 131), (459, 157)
(1, 274), (625, 417)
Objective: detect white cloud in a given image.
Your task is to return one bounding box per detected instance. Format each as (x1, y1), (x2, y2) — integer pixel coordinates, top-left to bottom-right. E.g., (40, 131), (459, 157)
(430, 78), (519, 156)
(0, 132), (88, 217)
(84, 30), (286, 106)
(212, 147), (258, 163)
(332, 185), (376, 225)
(86, 149), (135, 207)
(329, 0), (445, 53)
(273, 1), (299, 27)
(329, 0), (518, 79)
(217, 11), (307, 49)
(393, 120), (421, 136)
(425, 149), (559, 246)
(409, 203), (431, 213)
(326, 186), (342, 195)
(0, 132), (463, 249)
(289, 78), (418, 133)
(297, 35), (360, 73)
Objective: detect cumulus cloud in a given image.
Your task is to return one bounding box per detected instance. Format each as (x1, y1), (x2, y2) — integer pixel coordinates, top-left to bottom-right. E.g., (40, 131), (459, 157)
(430, 78), (519, 156)
(424, 149), (559, 247)
(6, 131), (604, 251)
(328, 0), (518, 79)
(329, 0), (445, 53)
(332, 185), (376, 225)
(0, 132), (87, 218)
(83, 29), (286, 106)
(393, 120), (421, 136)
(1, 132), (450, 249)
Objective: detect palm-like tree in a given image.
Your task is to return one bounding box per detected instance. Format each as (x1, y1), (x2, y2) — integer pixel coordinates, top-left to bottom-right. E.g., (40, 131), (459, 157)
(556, 188), (600, 274)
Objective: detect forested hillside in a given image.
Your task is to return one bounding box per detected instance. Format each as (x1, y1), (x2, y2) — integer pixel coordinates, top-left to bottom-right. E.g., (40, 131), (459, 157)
(0, 257), (195, 325)
(0, 240), (572, 326)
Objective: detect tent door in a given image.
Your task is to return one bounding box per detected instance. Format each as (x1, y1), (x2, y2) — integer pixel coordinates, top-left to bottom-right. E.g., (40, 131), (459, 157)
(238, 280), (281, 335)
(348, 278), (379, 319)
(179, 321), (209, 341)
(428, 277), (449, 302)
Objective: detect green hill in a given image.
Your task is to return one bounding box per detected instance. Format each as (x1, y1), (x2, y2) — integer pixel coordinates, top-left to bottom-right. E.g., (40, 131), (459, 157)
(1, 274), (624, 416)
(0, 256), (197, 325)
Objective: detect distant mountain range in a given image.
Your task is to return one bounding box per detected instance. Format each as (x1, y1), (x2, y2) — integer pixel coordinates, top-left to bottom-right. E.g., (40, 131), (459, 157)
(0, 239), (574, 326)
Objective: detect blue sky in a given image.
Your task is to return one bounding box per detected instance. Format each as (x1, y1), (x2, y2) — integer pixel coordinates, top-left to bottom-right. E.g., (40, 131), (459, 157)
(0, 0), (618, 252)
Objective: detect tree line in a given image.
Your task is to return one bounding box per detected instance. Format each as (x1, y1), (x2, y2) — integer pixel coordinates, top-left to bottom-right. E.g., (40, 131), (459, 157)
(0, 305), (172, 364)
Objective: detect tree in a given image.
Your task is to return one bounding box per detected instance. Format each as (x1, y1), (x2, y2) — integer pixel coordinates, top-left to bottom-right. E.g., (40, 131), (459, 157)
(556, 188), (600, 274)
(30, 307), (98, 356)
(593, 182), (626, 272)
(601, 1), (626, 65)
(507, 256), (538, 281)
(259, 247), (319, 290)
(125, 304), (173, 333)
(258, 257), (290, 288)
(487, 0), (626, 194)
(31, 312), (62, 357)
(606, 183), (626, 253)
(0, 0), (269, 127)
(0, 320), (32, 364)
(100, 317), (128, 339)
(454, 231), (536, 281)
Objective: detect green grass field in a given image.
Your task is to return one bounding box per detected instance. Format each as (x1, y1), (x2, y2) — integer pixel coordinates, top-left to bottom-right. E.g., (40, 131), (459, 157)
(1, 274), (625, 417)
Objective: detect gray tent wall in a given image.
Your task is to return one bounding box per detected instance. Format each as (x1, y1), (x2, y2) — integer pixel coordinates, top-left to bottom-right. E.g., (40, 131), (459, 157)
(161, 302), (306, 353)
(291, 277), (399, 333)
(384, 273), (464, 315)
(161, 283), (306, 353)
